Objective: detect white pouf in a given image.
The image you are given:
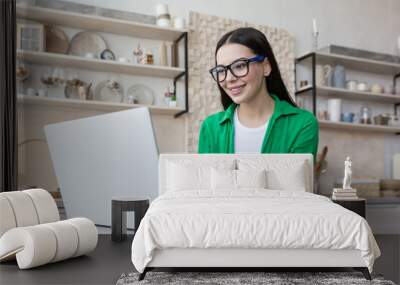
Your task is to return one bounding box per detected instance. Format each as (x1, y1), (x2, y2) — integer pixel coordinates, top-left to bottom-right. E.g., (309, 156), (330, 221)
(0, 189), (98, 269)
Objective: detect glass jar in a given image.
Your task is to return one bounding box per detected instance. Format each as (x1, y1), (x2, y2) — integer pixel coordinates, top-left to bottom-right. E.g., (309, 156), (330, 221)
(359, 106), (372, 124)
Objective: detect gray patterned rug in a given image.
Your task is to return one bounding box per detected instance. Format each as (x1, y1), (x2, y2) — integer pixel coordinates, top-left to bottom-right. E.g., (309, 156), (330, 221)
(116, 271), (396, 285)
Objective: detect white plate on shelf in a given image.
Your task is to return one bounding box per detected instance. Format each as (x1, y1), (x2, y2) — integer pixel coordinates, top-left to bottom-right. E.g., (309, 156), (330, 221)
(68, 31), (107, 58)
(126, 84), (155, 105)
(93, 80), (124, 103)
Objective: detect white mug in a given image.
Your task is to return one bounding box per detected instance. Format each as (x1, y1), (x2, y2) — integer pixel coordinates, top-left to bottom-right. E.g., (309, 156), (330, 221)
(346, 80), (358, 91)
(328, 98), (342, 122)
(357, 82), (369, 92)
(173, 17), (185, 29)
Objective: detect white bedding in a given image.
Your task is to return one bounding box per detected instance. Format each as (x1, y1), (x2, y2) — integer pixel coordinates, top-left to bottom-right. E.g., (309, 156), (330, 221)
(131, 190), (380, 273)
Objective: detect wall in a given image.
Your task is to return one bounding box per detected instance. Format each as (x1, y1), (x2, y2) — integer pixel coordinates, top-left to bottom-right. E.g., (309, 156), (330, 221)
(64, 0), (400, 56)
(18, 0), (400, 195)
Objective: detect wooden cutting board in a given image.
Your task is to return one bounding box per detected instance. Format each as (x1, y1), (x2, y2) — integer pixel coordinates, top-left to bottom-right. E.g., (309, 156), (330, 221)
(394, 153), (400, 179)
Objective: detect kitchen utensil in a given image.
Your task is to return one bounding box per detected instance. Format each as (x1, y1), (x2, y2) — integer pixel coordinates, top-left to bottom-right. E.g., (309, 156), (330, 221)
(327, 98), (342, 122)
(126, 84), (155, 105)
(373, 114), (390, 125)
(346, 80), (358, 91)
(126, 95), (137, 104)
(68, 31), (107, 58)
(359, 105), (372, 124)
(299, 80), (309, 88)
(133, 43), (143, 64)
(356, 82), (369, 92)
(45, 25), (69, 54)
(159, 42), (168, 66)
(94, 80), (124, 103)
(371, 84), (384, 94)
(140, 49), (154, 65)
(317, 110), (329, 120)
(341, 112), (355, 123)
(78, 83), (92, 100)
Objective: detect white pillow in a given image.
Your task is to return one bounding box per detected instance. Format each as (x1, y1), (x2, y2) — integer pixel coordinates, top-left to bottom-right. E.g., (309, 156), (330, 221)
(236, 169), (267, 189)
(167, 159), (235, 191)
(211, 168), (267, 190)
(211, 168), (236, 190)
(237, 158), (308, 191)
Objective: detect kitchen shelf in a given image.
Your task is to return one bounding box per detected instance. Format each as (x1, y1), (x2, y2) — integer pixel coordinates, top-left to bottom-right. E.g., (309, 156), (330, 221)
(295, 49), (400, 135)
(17, 94), (184, 115)
(297, 51), (400, 75)
(296, 85), (400, 104)
(16, 5), (187, 41)
(17, 50), (185, 79)
(318, 120), (400, 134)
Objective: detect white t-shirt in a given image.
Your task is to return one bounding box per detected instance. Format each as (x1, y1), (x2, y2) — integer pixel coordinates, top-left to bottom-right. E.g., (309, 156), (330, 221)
(234, 108), (269, 153)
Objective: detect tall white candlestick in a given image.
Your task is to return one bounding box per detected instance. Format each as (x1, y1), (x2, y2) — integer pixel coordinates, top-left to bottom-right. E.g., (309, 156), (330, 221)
(312, 18), (318, 34)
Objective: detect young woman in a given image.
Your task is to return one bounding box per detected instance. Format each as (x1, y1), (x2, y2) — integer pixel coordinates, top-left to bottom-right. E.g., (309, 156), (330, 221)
(198, 27), (319, 158)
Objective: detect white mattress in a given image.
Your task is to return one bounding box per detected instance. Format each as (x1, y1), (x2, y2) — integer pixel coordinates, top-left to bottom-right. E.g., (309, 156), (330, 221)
(131, 190), (380, 273)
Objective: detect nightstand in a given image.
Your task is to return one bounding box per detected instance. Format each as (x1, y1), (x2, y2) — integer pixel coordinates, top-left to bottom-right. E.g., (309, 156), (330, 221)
(332, 198), (366, 218)
(111, 197), (150, 242)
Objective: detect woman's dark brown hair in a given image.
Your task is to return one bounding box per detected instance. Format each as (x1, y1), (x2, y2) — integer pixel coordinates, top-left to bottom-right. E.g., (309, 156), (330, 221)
(215, 27), (296, 109)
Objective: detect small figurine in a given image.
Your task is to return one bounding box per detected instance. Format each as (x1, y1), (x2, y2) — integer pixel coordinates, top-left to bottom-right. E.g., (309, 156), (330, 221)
(133, 43), (143, 64)
(342, 156), (352, 190)
(332, 156), (358, 200)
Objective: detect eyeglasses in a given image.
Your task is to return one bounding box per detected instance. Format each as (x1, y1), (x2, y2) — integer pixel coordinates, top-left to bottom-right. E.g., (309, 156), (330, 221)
(209, 55), (266, 83)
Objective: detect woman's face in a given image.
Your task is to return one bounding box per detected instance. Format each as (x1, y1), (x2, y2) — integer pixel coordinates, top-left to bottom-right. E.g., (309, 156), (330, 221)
(215, 43), (270, 105)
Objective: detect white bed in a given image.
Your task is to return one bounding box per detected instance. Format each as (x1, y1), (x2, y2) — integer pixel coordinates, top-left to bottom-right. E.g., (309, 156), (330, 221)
(131, 154), (380, 280)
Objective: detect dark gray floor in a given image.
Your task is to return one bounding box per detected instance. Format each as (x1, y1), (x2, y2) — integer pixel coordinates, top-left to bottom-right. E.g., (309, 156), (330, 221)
(0, 234), (134, 285)
(1, 234), (398, 285)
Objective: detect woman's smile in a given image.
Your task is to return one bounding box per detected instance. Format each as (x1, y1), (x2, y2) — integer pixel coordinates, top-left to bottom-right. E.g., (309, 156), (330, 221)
(228, 84), (246, 96)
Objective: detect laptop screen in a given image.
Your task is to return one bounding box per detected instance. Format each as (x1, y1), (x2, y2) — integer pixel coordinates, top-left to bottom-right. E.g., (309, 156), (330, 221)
(45, 107), (159, 227)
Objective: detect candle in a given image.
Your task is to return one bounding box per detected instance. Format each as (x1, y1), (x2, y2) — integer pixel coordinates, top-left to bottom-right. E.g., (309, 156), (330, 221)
(312, 18), (318, 34)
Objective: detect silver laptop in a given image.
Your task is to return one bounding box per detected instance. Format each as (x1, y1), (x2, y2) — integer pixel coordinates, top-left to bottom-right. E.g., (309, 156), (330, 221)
(44, 107), (159, 227)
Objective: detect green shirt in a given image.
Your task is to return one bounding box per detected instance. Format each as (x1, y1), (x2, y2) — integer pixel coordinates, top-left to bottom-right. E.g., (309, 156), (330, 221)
(198, 94), (319, 159)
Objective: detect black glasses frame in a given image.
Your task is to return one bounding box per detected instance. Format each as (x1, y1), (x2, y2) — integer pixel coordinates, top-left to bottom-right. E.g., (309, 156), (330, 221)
(209, 55), (266, 83)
